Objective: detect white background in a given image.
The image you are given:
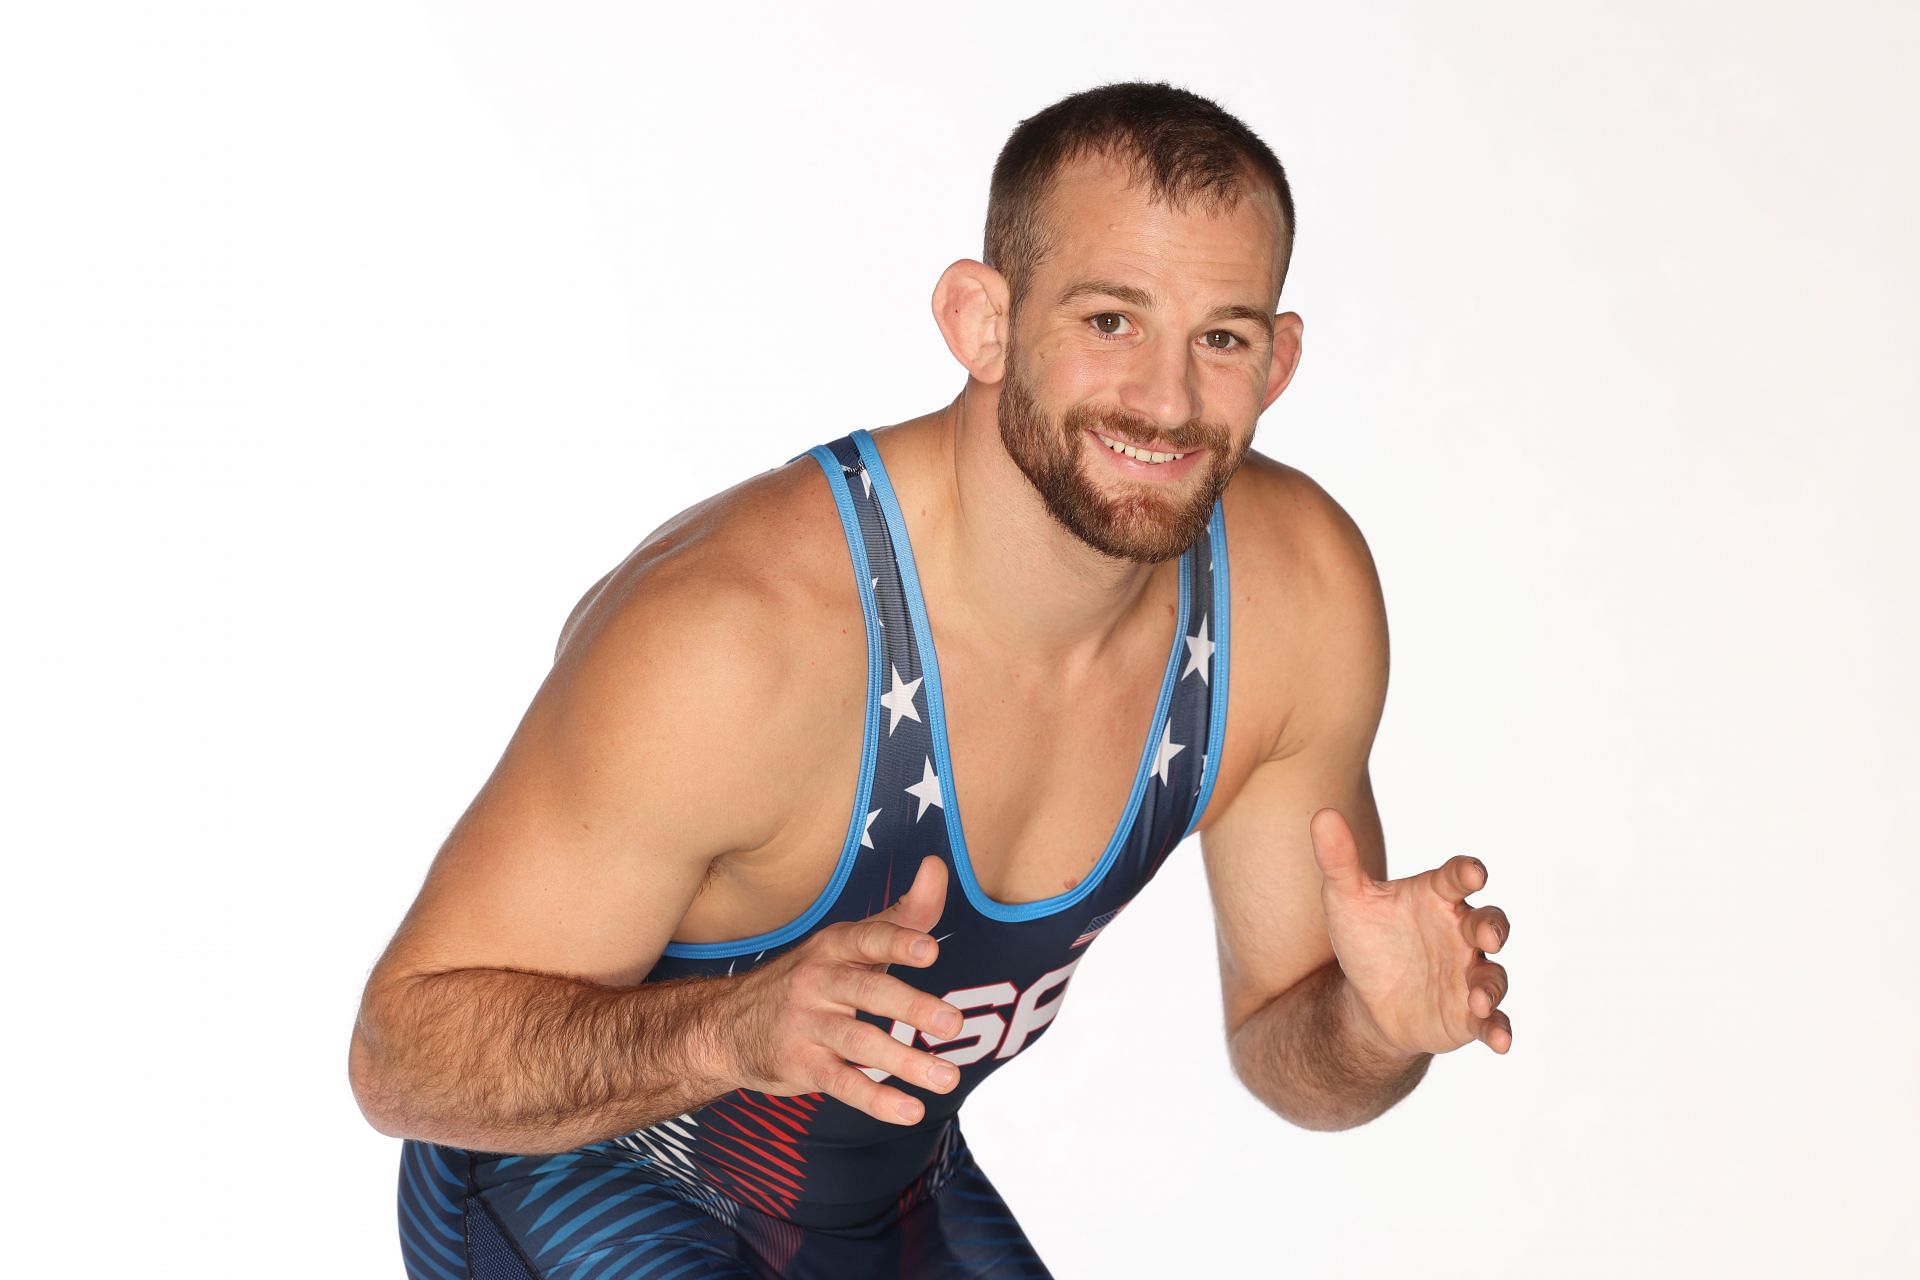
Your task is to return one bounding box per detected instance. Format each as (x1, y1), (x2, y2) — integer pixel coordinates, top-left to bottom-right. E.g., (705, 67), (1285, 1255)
(5, 2), (1916, 1276)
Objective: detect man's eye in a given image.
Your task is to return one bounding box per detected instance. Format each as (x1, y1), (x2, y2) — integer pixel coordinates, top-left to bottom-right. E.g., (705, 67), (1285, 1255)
(1204, 331), (1241, 350)
(1090, 313), (1131, 337)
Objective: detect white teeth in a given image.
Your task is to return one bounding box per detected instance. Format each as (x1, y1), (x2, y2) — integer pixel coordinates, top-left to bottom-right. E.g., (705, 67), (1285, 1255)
(1095, 432), (1184, 464)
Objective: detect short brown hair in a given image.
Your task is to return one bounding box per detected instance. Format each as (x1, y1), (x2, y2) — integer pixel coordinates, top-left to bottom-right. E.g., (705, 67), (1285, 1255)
(984, 81), (1296, 312)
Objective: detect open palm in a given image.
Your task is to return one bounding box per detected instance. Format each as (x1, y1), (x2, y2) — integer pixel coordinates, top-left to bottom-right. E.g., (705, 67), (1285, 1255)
(1311, 807), (1513, 1056)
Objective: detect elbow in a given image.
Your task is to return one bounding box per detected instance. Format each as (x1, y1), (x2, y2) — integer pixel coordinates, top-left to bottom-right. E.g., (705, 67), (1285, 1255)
(347, 1020), (393, 1136)
(1227, 1034), (1379, 1134)
(348, 1005), (414, 1139)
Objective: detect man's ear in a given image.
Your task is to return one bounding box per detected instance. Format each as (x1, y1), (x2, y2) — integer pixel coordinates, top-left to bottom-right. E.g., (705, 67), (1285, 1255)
(1260, 311), (1305, 413)
(931, 260), (1012, 383)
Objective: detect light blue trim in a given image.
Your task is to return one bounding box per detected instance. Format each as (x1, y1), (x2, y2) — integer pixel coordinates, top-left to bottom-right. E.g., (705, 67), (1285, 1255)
(659, 445), (882, 958)
(1182, 500), (1231, 840)
(851, 428), (1191, 923)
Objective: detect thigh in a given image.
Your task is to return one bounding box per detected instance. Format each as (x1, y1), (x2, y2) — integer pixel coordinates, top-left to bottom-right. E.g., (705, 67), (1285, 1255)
(399, 1140), (753, 1280)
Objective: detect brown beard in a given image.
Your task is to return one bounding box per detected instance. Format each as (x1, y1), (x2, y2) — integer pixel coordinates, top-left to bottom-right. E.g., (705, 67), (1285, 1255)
(995, 338), (1246, 563)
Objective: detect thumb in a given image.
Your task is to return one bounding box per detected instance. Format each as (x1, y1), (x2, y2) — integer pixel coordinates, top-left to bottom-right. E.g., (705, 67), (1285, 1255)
(879, 855), (948, 932)
(1310, 807), (1371, 894)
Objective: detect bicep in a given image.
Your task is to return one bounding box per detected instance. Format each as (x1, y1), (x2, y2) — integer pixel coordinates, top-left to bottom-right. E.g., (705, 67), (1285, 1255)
(368, 580), (788, 995)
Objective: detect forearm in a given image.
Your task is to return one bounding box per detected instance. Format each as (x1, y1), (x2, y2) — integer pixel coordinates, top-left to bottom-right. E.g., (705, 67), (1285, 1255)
(1228, 960), (1431, 1132)
(350, 967), (741, 1154)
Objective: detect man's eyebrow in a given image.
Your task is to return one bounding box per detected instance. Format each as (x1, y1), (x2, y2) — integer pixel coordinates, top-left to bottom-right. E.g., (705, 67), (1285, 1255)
(1056, 278), (1155, 309)
(1055, 279), (1275, 338)
(1206, 303), (1277, 337)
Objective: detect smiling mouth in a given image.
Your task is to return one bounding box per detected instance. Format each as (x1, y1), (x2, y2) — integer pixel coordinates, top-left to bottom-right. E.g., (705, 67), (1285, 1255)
(1090, 430), (1191, 464)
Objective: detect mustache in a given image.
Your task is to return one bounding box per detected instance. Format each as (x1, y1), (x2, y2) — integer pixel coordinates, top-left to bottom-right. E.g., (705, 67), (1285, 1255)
(1063, 403), (1225, 454)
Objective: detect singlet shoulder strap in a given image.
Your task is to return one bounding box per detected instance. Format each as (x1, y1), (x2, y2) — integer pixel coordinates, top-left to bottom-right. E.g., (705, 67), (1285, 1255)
(1182, 499), (1231, 839)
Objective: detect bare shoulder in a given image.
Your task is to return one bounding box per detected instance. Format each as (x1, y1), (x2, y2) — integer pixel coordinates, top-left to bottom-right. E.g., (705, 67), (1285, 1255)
(1221, 449), (1381, 598)
(557, 453), (855, 664)
(1218, 448), (1389, 763)
(537, 452), (864, 848)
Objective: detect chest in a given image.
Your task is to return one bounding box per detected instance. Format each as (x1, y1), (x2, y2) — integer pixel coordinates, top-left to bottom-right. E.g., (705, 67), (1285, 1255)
(674, 601), (1206, 943)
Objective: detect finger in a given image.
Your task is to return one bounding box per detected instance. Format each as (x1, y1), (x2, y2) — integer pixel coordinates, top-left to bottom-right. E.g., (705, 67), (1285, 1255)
(810, 1051), (928, 1125)
(1463, 904), (1510, 953)
(1477, 1008), (1513, 1054)
(824, 1016), (961, 1095)
(838, 918), (941, 970)
(1436, 855), (1487, 905)
(876, 855), (949, 934)
(831, 967), (964, 1041)
(1467, 960), (1509, 1019)
(1309, 808), (1371, 893)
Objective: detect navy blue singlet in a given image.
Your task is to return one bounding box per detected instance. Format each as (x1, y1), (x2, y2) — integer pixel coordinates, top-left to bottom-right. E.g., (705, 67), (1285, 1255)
(396, 429), (1233, 1279)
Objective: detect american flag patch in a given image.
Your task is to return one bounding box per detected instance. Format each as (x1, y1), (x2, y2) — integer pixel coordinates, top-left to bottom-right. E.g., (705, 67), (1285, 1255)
(1071, 905), (1125, 948)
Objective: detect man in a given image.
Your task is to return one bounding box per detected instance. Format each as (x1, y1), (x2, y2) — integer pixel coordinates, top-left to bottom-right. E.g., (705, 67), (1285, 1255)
(350, 81), (1514, 1279)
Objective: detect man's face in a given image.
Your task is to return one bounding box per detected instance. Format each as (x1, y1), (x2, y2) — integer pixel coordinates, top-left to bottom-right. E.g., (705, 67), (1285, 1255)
(995, 150), (1287, 564)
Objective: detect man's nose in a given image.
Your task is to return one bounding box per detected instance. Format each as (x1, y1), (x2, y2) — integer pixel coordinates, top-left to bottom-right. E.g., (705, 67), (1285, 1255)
(1116, 333), (1197, 433)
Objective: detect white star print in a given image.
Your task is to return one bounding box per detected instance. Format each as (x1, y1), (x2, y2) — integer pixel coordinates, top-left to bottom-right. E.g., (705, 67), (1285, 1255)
(1151, 721), (1186, 786)
(872, 574), (884, 627)
(880, 665), (923, 735)
(861, 468), (872, 498)
(1182, 614), (1214, 684)
(861, 807), (881, 849)
(906, 756), (944, 821)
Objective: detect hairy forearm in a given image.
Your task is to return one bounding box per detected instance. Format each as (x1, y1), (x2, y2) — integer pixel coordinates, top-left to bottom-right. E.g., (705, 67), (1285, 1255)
(1229, 960), (1432, 1132)
(349, 967), (740, 1154)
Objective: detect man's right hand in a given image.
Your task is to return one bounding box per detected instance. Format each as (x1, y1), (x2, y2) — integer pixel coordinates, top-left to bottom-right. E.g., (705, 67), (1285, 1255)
(718, 855), (964, 1125)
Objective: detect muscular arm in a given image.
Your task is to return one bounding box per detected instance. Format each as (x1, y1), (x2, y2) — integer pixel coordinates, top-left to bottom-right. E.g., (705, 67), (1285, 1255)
(348, 554), (798, 1153)
(1202, 466), (1427, 1131)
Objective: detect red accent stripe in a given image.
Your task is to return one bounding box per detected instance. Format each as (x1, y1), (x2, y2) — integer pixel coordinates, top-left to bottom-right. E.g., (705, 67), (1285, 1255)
(734, 1092), (812, 1139)
(700, 1120), (807, 1184)
(683, 1089), (824, 1218)
(723, 1102), (803, 1146)
(693, 1142), (801, 1214)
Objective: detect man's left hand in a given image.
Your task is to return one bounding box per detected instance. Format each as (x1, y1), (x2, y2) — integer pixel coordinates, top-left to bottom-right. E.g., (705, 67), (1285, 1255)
(1310, 807), (1514, 1058)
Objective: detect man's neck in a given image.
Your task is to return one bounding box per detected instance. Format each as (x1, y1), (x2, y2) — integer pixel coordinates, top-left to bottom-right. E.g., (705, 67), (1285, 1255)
(879, 389), (1176, 681)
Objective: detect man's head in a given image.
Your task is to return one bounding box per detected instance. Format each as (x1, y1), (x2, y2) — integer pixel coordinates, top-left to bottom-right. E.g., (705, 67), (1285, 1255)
(935, 82), (1303, 564)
